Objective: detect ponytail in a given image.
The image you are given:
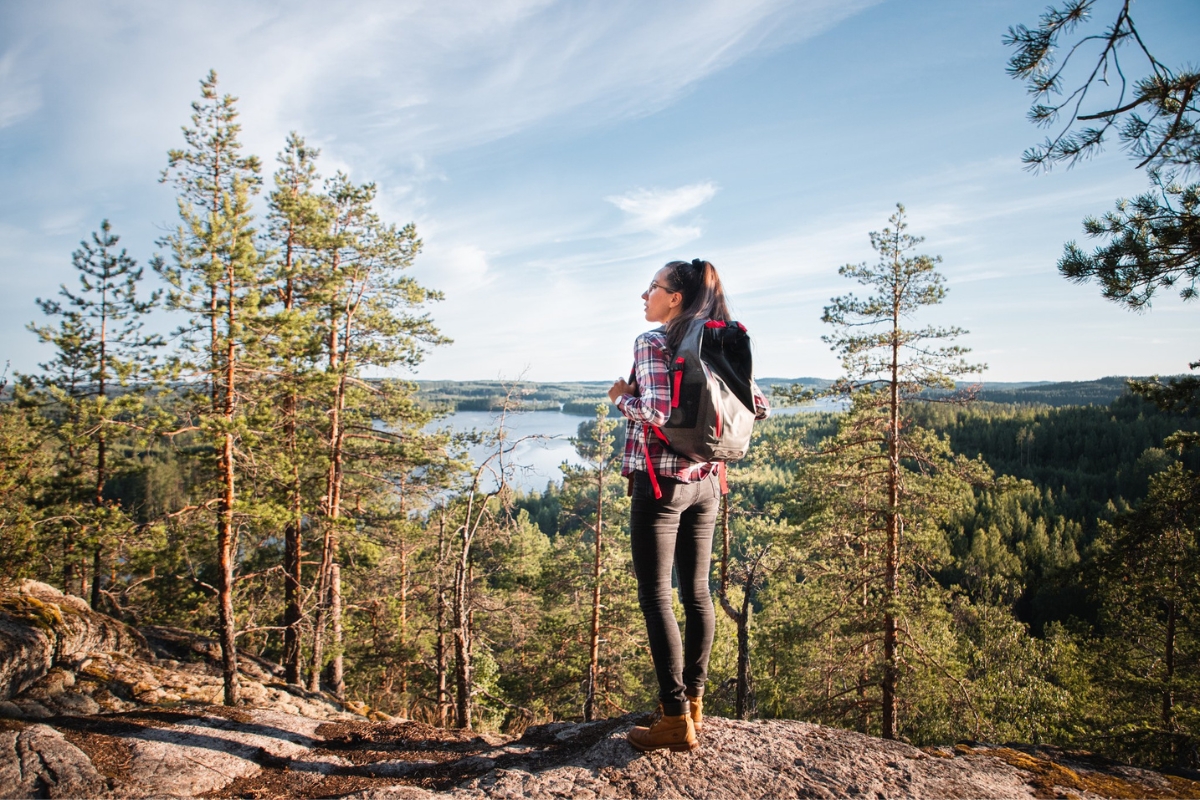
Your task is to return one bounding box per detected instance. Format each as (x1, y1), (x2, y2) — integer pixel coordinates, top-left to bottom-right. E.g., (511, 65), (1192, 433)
(663, 259), (731, 352)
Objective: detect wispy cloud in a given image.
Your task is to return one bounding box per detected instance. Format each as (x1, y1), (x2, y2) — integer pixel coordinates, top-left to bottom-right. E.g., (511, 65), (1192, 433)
(606, 182), (718, 242)
(2, 0), (882, 169)
(0, 48), (40, 129)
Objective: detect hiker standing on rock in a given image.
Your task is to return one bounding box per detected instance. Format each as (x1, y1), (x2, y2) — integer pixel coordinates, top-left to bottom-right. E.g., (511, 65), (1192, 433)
(608, 259), (769, 752)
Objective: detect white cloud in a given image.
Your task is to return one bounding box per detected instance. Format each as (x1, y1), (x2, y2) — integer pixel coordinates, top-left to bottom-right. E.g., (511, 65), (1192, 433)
(607, 182), (719, 236)
(422, 242), (491, 291)
(2, 0), (883, 174)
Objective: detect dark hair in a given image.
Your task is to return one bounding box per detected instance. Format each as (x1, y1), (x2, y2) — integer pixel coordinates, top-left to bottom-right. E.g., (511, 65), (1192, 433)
(662, 259), (731, 352)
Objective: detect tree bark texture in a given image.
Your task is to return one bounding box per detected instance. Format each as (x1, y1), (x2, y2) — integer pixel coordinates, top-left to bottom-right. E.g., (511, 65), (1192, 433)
(215, 247), (242, 706)
(1164, 598), (1177, 730)
(308, 529), (333, 693)
(328, 563), (345, 699)
(881, 257), (902, 740)
(453, 542), (472, 729)
(736, 588), (756, 720)
(436, 509), (449, 728)
(584, 466), (603, 722)
(283, 516), (302, 685)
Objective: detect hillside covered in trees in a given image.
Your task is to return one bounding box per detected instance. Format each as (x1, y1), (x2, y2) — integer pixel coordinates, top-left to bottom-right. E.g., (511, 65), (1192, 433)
(1, 62), (1198, 781)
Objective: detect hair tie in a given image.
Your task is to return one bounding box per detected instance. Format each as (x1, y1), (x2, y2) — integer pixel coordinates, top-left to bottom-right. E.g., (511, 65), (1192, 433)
(691, 259), (704, 270)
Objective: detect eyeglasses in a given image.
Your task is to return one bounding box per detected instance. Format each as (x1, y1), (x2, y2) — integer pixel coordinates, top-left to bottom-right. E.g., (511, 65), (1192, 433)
(647, 280), (678, 295)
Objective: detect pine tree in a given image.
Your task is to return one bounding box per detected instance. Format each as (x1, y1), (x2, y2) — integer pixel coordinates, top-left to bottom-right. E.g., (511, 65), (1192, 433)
(264, 132), (327, 685)
(562, 403), (619, 722)
(156, 70), (265, 705)
(1006, 1), (1199, 422)
(1093, 462), (1200, 766)
(818, 204), (987, 739)
(304, 170), (447, 696)
(26, 220), (161, 603)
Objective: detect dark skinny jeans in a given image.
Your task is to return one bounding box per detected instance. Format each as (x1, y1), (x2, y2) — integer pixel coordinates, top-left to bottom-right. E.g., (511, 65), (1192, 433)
(629, 470), (720, 717)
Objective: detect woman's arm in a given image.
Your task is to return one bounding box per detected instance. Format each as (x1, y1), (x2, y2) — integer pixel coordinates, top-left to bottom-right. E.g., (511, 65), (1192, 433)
(751, 378), (771, 421)
(613, 333), (671, 427)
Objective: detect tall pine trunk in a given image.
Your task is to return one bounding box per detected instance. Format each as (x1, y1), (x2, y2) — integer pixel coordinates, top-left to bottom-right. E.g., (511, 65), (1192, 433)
(881, 273), (902, 740)
(310, 295), (347, 693)
(327, 376), (348, 689)
(717, 495), (759, 720)
(327, 563), (344, 699)
(309, 526), (333, 693)
(217, 262), (240, 706)
(453, 545), (472, 729)
(735, 587), (756, 719)
(282, 264), (304, 685)
(435, 507), (450, 728)
(584, 465), (604, 721)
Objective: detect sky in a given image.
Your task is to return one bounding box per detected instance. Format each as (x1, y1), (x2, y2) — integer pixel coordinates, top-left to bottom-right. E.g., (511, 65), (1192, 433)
(2, 0), (1197, 384)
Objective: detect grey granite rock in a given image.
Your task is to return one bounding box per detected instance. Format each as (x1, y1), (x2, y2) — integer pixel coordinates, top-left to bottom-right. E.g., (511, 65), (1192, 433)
(2, 705), (1196, 799)
(0, 723), (108, 799)
(1, 583), (1195, 800)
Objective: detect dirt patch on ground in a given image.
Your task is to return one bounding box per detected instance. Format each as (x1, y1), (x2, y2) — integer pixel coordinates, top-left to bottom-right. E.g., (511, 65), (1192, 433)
(205, 704), (258, 725)
(201, 769), (403, 799)
(316, 719), (487, 748)
(59, 726), (134, 784)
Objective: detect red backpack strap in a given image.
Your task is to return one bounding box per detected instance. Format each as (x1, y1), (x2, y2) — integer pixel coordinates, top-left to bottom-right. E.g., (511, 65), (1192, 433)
(718, 462), (729, 495)
(671, 356), (684, 408)
(642, 425), (663, 500)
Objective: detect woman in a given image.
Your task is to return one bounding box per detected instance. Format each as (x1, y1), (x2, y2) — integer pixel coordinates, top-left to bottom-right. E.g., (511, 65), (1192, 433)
(607, 259), (769, 753)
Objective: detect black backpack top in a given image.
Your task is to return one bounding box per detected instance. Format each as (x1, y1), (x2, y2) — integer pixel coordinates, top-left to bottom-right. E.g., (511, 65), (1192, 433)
(635, 318), (761, 498)
(659, 318), (758, 463)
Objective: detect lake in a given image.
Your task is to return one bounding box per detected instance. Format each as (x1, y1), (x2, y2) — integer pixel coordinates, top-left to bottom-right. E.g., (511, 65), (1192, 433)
(428, 398), (843, 494)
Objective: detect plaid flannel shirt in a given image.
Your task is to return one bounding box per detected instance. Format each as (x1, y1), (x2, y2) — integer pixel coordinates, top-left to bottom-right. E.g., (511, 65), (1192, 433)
(616, 328), (770, 482)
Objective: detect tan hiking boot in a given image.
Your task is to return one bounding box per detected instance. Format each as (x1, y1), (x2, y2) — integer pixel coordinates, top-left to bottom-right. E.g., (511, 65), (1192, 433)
(686, 694), (703, 733)
(627, 712), (698, 753)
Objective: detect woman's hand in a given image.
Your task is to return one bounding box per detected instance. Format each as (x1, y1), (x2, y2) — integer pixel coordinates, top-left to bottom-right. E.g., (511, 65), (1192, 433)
(608, 377), (636, 403)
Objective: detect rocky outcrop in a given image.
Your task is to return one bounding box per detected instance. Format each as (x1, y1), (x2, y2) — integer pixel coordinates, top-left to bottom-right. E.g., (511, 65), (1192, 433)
(0, 581), (148, 702)
(0, 582), (356, 723)
(4, 707), (1199, 799)
(1, 582), (1198, 799)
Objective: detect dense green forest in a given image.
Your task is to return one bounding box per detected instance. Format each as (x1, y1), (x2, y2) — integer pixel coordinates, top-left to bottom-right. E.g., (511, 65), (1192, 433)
(411, 377), (834, 415)
(414, 375), (1170, 415)
(2, 66), (1198, 773)
(415, 380), (612, 414)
